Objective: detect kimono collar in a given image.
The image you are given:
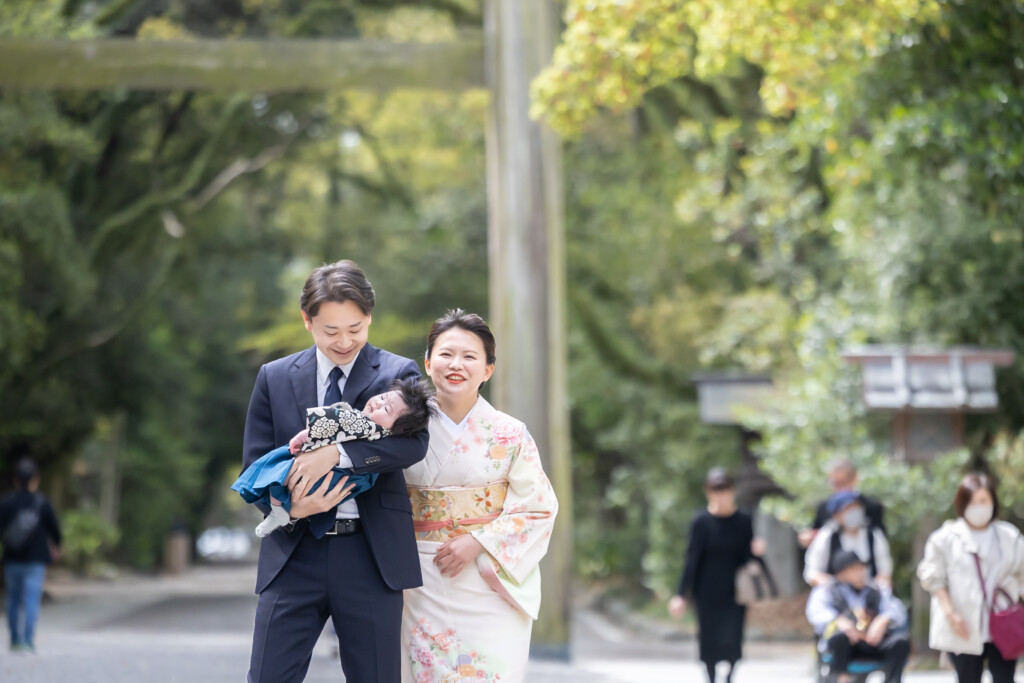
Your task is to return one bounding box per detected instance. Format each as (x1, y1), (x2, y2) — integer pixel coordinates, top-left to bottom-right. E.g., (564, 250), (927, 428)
(437, 395), (487, 436)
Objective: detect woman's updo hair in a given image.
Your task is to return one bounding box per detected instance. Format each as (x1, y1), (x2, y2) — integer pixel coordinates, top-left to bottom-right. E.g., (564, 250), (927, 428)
(425, 309), (497, 365)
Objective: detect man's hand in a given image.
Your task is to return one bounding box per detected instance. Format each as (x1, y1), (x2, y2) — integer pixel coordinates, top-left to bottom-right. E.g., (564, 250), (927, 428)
(798, 528), (817, 548)
(288, 475), (354, 519)
(668, 595), (687, 619)
(434, 534), (485, 578)
(835, 616), (862, 643)
(751, 538), (766, 557)
(864, 616), (889, 646)
(286, 444), (339, 498)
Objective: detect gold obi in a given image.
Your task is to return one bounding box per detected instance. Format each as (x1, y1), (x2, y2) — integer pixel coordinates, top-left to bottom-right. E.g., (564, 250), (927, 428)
(408, 482), (508, 542)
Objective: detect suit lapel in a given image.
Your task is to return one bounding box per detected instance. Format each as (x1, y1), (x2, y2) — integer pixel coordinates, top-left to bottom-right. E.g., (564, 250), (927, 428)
(343, 344), (380, 407)
(290, 347), (318, 421)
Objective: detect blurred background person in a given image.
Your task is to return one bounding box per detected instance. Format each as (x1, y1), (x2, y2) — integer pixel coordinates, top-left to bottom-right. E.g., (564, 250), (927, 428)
(917, 472), (1024, 683)
(0, 457), (63, 653)
(668, 467), (761, 683)
(800, 458), (886, 549)
(805, 491), (893, 589)
(806, 549), (909, 683)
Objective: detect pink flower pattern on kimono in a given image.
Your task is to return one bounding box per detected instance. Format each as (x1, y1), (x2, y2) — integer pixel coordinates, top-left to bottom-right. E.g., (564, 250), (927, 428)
(470, 418), (558, 584)
(407, 618), (502, 682)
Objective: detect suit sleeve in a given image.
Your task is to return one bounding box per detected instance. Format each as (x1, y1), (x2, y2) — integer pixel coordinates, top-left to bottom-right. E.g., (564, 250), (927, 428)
(242, 365), (276, 472)
(241, 365), (276, 515)
(867, 497), (886, 534)
(812, 499), (828, 530)
(678, 515), (705, 598)
(341, 359), (429, 475)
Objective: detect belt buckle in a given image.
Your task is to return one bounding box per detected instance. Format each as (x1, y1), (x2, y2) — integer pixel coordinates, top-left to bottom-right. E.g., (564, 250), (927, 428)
(325, 519), (356, 536)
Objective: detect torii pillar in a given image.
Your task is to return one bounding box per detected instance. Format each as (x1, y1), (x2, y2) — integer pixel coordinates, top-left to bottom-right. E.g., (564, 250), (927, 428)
(484, 0), (573, 658)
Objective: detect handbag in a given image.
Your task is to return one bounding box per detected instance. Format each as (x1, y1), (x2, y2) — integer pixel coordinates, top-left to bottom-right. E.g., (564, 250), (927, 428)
(735, 557), (779, 605)
(973, 553), (1024, 659)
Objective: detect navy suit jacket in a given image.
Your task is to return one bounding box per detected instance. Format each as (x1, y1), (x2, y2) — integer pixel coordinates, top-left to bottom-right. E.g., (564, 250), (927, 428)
(242, 343), (428, 593)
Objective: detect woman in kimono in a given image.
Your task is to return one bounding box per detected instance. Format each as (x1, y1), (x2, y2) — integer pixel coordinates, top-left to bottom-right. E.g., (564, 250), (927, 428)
(401, 309), (558, 683)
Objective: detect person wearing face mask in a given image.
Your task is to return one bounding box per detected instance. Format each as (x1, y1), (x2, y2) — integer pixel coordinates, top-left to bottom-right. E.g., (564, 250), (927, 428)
(804, 490), (894, 590)
(917, 472), (1024, 683)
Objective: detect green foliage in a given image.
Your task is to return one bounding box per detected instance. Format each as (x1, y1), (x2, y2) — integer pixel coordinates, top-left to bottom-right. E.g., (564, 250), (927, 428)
(0, 1), (487, 570)
(546, 0), (1024, 599)
(60, 509), (121, 576)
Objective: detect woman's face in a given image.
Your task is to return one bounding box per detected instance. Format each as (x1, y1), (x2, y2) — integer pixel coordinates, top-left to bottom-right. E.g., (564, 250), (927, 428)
(425, 328), (494, 403)
(970, 488), (994, 508)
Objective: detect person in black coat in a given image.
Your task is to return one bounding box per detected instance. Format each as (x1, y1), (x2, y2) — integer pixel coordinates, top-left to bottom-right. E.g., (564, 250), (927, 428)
(669, 468), (762, 683)
(0, 457), (62, 652)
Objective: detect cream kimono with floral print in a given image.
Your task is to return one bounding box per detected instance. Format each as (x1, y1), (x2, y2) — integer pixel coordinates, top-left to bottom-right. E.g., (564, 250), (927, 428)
(401, 397), (557, 683)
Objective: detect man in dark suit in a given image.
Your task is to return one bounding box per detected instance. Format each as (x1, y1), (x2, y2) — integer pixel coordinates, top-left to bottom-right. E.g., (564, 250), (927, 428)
(799, 458), (885, 548)
(243, 260), (428, 683)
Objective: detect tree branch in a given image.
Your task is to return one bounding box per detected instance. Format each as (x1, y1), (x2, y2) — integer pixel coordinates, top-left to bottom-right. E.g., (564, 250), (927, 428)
(188, 141), (290, 212)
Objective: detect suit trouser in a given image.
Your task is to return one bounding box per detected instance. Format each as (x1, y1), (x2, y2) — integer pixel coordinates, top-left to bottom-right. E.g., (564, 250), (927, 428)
(248, 528), (402, 683)
(950, 642), (1018, 683)
(826, 630), (910, 683)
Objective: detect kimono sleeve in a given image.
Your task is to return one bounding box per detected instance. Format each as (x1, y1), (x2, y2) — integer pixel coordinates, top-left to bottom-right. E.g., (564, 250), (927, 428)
(472, 425), (558, 584)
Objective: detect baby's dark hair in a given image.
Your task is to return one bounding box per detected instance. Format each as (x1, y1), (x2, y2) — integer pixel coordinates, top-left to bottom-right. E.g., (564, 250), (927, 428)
(388, 377), (437, 437)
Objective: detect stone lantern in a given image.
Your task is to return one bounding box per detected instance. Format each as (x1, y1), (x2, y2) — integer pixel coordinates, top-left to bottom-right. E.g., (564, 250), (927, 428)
(842, 345), (1016, 650)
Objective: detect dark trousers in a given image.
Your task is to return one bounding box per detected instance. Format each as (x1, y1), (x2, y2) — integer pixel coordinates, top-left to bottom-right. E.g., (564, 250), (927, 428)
(826, 631), (910, 683)
(248, 527), (403, 683)
(951, 642), (1018, 683)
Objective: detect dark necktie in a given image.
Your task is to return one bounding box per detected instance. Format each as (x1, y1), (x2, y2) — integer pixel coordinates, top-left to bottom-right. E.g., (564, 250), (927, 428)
(324, 365), (344, 406)
(310, 365), (346, 538)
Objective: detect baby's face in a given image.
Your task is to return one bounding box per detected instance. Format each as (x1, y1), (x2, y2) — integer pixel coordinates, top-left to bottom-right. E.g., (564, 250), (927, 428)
(363, 390), (409, 430)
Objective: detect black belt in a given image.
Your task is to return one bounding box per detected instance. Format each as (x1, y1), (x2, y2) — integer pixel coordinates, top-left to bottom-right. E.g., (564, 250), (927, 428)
(323, 518), (361, 536)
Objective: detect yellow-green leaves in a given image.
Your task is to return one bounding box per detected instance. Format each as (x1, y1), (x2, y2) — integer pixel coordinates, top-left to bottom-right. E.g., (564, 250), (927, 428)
(533, 0), (941, 135)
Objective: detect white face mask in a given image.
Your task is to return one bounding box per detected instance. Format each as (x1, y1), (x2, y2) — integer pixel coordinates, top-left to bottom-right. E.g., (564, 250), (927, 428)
(964, 503), (994, 528)
(841, 507), (866, 530)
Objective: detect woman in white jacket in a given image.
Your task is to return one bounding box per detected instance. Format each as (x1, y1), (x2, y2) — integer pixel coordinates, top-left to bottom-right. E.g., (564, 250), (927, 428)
(917, 473), (1024, 683)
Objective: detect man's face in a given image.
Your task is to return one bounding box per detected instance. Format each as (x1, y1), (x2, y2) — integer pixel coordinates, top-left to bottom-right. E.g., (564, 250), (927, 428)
(303, 300), (371, 367)
(828, 468), (856, 492)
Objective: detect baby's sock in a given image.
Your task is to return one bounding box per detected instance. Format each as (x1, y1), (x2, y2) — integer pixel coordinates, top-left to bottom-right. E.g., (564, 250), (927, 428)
(255, 505), (290, 537)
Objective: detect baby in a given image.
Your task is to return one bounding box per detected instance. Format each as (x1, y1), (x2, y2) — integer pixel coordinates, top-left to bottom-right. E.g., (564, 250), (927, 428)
(233, 377), (434, 537)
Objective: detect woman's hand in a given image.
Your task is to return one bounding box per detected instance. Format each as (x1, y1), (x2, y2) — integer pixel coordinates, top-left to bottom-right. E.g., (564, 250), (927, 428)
(434, 534), (485, 578)
(947, 609), (969, 640)
(935, 587), (969, 640)
(751, 538), (766, 557)
(668, 595), (687, 619)
(286, 444), (338, 498)
(288, 476), (354, 519)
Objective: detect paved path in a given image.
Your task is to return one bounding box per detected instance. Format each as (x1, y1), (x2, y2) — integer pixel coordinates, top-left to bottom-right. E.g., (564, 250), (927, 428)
(1, 563), (963, 682)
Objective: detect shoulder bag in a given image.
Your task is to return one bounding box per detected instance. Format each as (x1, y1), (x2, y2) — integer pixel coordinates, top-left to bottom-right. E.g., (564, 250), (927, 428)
(735, 556), (779, 605)
(973, 553), (1024, 659)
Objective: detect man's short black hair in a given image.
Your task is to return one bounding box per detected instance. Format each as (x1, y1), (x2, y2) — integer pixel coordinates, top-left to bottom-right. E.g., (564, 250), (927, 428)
(14, 457), (38, 488)
(388, 378), (437, 438)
